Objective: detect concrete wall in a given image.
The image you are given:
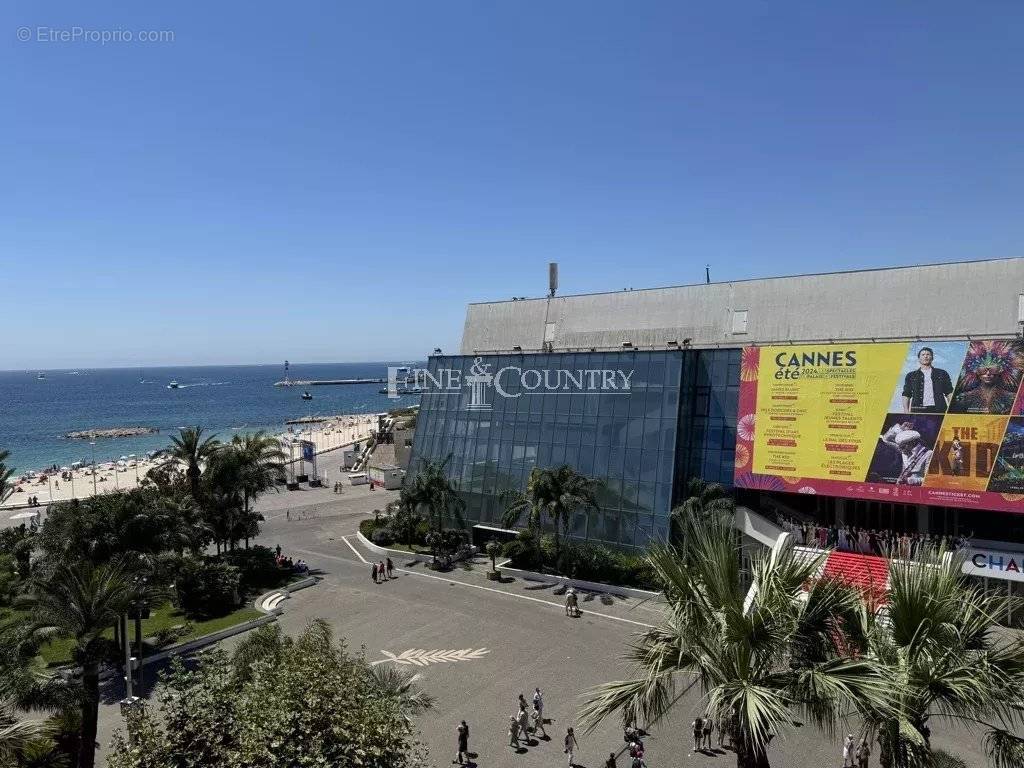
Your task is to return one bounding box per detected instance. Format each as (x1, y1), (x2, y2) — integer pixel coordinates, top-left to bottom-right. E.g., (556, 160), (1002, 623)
(461, 258), (1024, 353)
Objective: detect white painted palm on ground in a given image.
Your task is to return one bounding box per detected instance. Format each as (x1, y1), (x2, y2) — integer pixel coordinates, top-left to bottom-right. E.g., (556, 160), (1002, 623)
(372, 648), (490, 666)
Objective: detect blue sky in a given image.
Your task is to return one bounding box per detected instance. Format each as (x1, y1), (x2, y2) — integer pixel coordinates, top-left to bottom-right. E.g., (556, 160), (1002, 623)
(2, 2), (1023, 368)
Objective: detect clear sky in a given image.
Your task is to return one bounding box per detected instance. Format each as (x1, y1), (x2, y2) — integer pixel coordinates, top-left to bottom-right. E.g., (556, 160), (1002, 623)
(2, 2), (1022, 369)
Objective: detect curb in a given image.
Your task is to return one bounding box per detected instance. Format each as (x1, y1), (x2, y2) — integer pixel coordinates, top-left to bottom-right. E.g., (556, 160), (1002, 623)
(356, 531), (479, 564)
(499, 564), (662, 600)
(255, 574), (319, 615)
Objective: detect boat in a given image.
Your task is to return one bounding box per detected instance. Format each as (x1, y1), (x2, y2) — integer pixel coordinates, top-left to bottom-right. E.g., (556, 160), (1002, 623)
(167, 381), (180, 389)
(301, 391), (313, 400)
(36, 373), (45, 380)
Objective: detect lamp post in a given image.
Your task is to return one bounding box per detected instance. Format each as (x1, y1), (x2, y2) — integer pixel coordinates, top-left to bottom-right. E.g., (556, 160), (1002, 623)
(90, 441), (98, 496)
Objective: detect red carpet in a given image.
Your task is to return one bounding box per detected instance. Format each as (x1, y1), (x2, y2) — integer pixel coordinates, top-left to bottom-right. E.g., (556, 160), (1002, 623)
(821, 550), (889, 607)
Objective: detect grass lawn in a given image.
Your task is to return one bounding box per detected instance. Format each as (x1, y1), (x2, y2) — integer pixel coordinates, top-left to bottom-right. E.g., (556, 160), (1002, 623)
(37, 602), (263, 666)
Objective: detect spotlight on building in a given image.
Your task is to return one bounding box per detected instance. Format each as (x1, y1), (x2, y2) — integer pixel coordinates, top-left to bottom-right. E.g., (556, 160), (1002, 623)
(667, 340), (679, 347)
(512, 345), (522, 351)
(621, 341), (634, 348)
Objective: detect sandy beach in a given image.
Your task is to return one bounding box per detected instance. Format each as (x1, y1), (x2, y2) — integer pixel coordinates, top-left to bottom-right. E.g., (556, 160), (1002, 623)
(2, 412), (381, 511)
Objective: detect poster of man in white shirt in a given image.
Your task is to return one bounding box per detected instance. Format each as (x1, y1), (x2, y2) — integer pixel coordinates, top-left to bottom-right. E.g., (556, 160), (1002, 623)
(889, 342), (965, 415)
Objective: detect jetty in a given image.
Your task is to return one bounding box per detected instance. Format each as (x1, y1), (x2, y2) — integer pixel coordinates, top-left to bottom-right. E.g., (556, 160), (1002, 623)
(273, 378), (386, 387)
(65, 426), (158, 440)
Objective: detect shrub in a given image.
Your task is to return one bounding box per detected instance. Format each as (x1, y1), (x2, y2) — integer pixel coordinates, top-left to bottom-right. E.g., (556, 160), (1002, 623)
(371, 526), (396, 546)
(223, 546), (281, 591)
(502, 532), (541, 570)
(174, 558), (240, 618)
(358, 518), (377, 539)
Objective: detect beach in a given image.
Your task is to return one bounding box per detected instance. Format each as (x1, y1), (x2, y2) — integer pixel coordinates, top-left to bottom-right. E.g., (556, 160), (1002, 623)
(2, 412), (381, 511)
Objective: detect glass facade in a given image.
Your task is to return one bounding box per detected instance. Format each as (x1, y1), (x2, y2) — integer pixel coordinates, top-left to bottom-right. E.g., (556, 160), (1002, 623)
(407, 349), (740, 548)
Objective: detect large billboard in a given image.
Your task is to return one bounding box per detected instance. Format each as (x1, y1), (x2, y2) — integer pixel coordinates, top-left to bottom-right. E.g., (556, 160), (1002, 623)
(734, 340), (1024, 513)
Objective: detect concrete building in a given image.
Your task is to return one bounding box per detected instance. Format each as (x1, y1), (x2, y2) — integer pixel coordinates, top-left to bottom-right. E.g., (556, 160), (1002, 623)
(410, 257), (1024, 607)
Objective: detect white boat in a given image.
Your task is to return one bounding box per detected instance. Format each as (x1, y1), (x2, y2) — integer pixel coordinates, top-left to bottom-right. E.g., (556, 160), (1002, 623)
(167, 381), (180, 389)
(36, 373), (45, 380)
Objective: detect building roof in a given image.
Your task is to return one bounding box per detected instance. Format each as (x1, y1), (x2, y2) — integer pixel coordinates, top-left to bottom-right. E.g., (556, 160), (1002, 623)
(461, 257), (1024, 353)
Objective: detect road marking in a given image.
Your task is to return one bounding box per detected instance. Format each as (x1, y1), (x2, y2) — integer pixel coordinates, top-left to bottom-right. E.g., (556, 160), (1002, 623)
(373, 647), (490, 666)
(289, 544), (655, 629)
(340, 536), (369, 563)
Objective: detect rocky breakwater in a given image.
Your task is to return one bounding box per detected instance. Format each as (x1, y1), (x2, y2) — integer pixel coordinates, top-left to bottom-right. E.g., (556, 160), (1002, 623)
(64, 427), (159, 440)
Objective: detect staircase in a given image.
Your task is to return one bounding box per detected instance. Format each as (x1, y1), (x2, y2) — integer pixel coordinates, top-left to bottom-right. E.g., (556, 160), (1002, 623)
(822, 551), (890, 608)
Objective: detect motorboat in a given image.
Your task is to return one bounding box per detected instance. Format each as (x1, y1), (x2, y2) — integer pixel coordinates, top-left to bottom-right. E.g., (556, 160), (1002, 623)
(301, 391), (313, 400)
(167, 381), (180, 389)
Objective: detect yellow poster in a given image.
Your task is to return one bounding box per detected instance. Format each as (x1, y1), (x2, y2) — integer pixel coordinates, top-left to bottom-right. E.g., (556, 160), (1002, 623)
(925, 413), (1008, 492)
(752, 344), (909, 481)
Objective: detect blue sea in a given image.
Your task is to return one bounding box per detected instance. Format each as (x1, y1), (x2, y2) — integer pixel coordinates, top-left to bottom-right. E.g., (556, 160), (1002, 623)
(0, 363), (422, 473)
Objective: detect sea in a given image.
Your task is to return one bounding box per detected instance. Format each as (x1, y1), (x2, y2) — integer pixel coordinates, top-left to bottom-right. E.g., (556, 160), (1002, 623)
(0, 363), (423, 473)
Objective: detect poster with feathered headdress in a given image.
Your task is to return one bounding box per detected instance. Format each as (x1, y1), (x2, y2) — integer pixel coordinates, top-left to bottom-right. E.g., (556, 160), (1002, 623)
(948, 339), (1024, 415)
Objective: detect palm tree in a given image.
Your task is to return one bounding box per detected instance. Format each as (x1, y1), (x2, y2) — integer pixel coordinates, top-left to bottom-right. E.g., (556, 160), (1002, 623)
(1, 449), (15, 505)
(369, 664), (436, 724)
(230, 432), (285, 547)
(409, 458), (466, 563)
(20, 561), (140, 768)
(863, 551), (1024, 768)
(502, 465), (599, 565)
(202, 449), (244, 553)
(162, 427), (220, 500)
(670, 477), (735, 552)
(0, 699), (53, 766)
(579, 515), (889, 768)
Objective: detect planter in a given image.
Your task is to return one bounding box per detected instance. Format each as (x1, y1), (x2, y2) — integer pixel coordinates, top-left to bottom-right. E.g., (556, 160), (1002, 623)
(486, 570), (502, 581)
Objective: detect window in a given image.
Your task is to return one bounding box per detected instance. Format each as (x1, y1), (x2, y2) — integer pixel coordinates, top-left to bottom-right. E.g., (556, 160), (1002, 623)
(731, 309), (749, 334)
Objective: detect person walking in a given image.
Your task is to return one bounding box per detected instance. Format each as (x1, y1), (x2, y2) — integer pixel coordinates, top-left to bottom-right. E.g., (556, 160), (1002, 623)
(702, 716), (713, 750)
(843, 734), (855, 767)
(692, 716), (703, 751)
(518, 704), (530, 742)
(564, 727), (579, 768)
(371, 562), (379, 583)
(856, 737), (871, 768)
(508, 715), (520, 749)
(454, 720), (469, 764)
(518, 693), (528, 711)
(533, 687), (543, 722)
(378, 560), (387, 581)
(386, 557), (394, 578)
(530, 703), (546, 738)
(605, 753), (617, 768)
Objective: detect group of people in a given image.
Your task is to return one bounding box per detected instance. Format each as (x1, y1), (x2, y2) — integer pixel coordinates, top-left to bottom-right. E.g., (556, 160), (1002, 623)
(273, 545), (308, 573)
(23, 495), (44, 507)
(371, 558), (394, 583)
(331, 481), (346, 494)
(842, 734), (872, 767)
(691, 715), (724, 753)
(778, 516), (971, 559)
(507, 688), (547, 749)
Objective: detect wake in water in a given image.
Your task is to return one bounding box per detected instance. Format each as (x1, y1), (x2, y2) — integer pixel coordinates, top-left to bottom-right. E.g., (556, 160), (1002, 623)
(174, 382), (230, 389)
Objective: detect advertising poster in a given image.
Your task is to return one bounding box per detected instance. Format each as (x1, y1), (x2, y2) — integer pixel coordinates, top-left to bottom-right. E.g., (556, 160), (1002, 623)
(734, 340), (1024, 514)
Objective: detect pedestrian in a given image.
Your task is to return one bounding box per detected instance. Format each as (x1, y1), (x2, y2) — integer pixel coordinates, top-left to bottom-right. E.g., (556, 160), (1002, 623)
(631, 754), (646, 768)
(372, 562), (379, 583)
(275, 544), (282, 558)
(533, 687), (543, 721)
(692, 716), (703, 751)
(857, 738), (871, 768)
(386, 557), (394, 578)
(842, 734), (855, 767)
(508, 715), (520, 748)
(286, 508), (290, 520)
(518, 705), (530, 742)
(564, 727), (579, 768)
(702, 716), (712, 750)
(455, 720), (469, 764)
(518, 693), (528, 711)
(379, 560), (387, 581)
(530, 703), (546, 737)
(605, 753), (617, 768)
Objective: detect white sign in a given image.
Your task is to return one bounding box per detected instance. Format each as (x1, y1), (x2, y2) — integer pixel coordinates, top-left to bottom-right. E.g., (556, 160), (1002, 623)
(963, 548), (1024, 583)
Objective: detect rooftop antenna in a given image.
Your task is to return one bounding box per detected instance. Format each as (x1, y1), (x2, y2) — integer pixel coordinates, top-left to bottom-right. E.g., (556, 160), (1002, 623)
(705, 265), (711, 284)
(549, 262), (558, 297)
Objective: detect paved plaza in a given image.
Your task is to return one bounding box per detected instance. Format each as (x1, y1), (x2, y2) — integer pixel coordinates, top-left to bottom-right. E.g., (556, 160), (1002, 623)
(91, 486), (992, 768)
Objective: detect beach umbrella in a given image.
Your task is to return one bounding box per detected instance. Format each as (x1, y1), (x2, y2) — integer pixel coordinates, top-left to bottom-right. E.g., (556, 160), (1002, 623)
(120, 456), (128, 461)
(60, 466), (70, 471)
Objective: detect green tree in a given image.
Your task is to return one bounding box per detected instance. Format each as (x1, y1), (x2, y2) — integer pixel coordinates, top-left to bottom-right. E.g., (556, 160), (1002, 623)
(230, 432), (284, 548)
(502, 465), (599, 566)
(162, 427), (220, 500)
(408, 458), (465, 564)
(669, 477), (735, 553)
(202, 448), (244, 553)
(0, 700), (53, 767)
(579, 515), (888, 768)
(106, 620), (428, 768)
(1, 449), (15, 505)
(865, 552), (1024, 768)
(19, 561), (140, 768)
